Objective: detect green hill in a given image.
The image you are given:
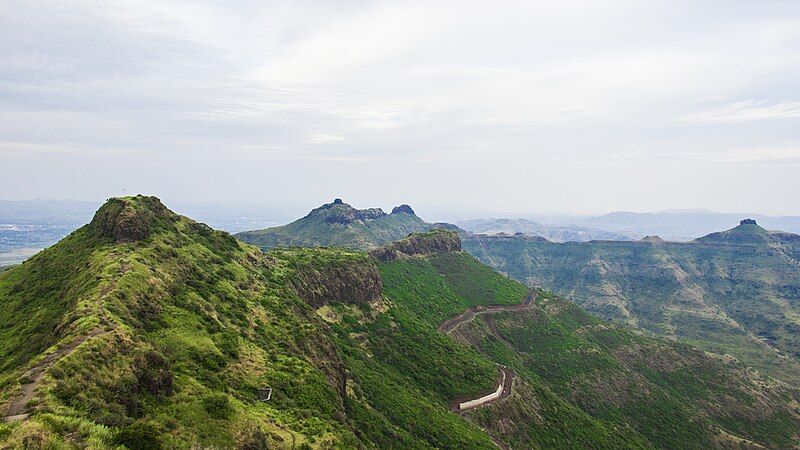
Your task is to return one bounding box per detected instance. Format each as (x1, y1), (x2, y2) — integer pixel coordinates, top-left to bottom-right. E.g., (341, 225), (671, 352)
(1, 198), (798, 449)
(235, 199), (458, 251)
(463, 219), (800, 385)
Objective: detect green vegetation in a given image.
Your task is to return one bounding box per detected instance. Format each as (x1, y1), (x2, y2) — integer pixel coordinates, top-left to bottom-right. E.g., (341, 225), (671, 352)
(463, 222), (800, 385)
(376, 251), (800, 448)
(379, 252), (526, 324)
(0, 197), (496, 449)
(235, 199), (452, 251)
(2, 198), (799, 449)
(1, 196), (360, 448)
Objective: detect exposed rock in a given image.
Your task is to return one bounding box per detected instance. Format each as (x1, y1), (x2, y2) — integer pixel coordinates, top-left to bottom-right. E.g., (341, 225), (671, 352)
(360, 208), (387, 220)
(310, 199), (388, 224)
(291, 258), (382, 307)
(89, 195), (172, 243)
(391, 204), (415, 215)
(369, 229), (461, 262)
(430, 222), (464, 233)
(740, 218), (757, 226)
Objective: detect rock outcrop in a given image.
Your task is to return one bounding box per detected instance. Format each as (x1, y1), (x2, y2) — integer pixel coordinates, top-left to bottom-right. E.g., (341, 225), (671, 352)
(391, 204), (415, 215)
(89, 195), (173, 243)
(369, 229), (461, 262)
(309, 199), (389, 225)
(291, 256), (383, 307)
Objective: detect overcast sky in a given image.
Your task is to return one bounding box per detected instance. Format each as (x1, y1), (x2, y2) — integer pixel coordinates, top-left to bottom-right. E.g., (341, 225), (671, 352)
(1, 0), (799, 216)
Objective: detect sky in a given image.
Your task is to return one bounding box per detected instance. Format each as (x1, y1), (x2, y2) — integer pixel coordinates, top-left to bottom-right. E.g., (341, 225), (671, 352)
(1, 0), (799, 217)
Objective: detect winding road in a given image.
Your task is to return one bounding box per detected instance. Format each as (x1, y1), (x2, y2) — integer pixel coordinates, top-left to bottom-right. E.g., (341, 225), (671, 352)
(440, 292), (536, 413)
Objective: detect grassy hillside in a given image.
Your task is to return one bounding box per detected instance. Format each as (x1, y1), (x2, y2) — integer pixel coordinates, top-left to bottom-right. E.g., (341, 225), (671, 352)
(463, 221), (800, 385)
(0, 197), (491, 448)
(372, 246), (800, 448)
(235, 199), (454, 251)
(2, 199), (798, 449)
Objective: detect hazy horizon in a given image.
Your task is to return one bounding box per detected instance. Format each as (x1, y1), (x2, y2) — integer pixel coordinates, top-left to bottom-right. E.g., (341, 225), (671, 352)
(2, 1), (799, 215)
(3, 197), (800, 226)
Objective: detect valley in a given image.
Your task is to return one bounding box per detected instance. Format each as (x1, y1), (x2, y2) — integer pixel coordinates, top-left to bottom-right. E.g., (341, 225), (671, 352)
(463, 220), (800, 385)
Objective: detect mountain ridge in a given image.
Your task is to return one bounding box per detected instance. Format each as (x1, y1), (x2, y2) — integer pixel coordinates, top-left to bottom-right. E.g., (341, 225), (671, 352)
(236, 199), (461, 251)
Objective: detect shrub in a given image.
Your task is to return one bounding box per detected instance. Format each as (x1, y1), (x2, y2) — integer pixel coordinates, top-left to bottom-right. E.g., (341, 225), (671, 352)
(202, 392), (232, 419)
(112, 422), (162, 450)
(134, 350), (173, 397)
(240, 427), (270, 450)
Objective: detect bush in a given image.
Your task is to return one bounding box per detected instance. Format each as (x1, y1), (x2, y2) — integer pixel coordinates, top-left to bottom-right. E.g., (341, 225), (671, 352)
(213, 330), (240, 358)
(240, 427), (270, 450)
(113, 422), (162, 450)
(202, 392), (232, 419)
(134, 350), (173, 397)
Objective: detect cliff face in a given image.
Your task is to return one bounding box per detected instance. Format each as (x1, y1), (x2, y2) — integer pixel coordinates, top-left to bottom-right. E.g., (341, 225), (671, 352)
(462, 225), (800, 384)
(369, 229), (461, 262)
(284, 249), (383, 307)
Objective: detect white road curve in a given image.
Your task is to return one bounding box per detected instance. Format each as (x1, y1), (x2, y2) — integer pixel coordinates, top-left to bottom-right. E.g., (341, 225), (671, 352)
(458, 369), (506, 410)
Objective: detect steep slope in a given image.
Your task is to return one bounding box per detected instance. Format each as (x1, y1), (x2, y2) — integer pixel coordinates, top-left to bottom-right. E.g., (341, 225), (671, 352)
(458, 218), (633, 242)
(235, 199), (458, 251)
(463, 219), (800, 384)
(367, 233), (800, 449)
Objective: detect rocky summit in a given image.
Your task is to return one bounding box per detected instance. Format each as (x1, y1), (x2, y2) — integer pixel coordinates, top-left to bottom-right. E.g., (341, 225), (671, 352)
(235, 199), (460, 251)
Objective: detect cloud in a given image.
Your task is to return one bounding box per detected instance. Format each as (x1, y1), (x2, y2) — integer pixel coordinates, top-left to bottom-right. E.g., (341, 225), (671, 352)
(687, 100), (800, 123)
(1, 0), (799, 213)
(306, 133), (347, 144)
(686, 144), (800, 163)
(0, 141), (135, 157)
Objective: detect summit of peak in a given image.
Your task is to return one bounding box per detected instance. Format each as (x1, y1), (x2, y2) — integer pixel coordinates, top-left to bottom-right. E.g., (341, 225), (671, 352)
(391, 204), (415, 215)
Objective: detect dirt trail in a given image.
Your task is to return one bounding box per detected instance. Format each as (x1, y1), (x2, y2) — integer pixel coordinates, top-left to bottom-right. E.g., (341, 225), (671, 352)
(3, 279), (116, 423)
(3, 328), (104, 422)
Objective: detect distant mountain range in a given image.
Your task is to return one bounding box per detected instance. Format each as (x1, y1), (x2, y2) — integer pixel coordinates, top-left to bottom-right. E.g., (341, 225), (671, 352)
(236, 198), (460, 251)
(529, 210), (800, 241)
(457, 217), (632, 242)
(464, 219), (800, 384)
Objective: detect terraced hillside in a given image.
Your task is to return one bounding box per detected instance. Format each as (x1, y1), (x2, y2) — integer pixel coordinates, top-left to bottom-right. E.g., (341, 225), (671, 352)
(463, 220), (800, 384)
(1, 198), (798, 449)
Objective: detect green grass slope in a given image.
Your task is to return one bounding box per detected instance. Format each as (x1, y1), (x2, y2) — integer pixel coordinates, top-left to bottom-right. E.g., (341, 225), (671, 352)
(369, 244), (800, 448)
(463, 221), (800, 385)
(235, 199), (453, 251)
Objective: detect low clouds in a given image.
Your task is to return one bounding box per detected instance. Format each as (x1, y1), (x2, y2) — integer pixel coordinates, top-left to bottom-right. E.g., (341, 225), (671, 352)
(1, 0), (799, 214)
(687, 100), (800, 123)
